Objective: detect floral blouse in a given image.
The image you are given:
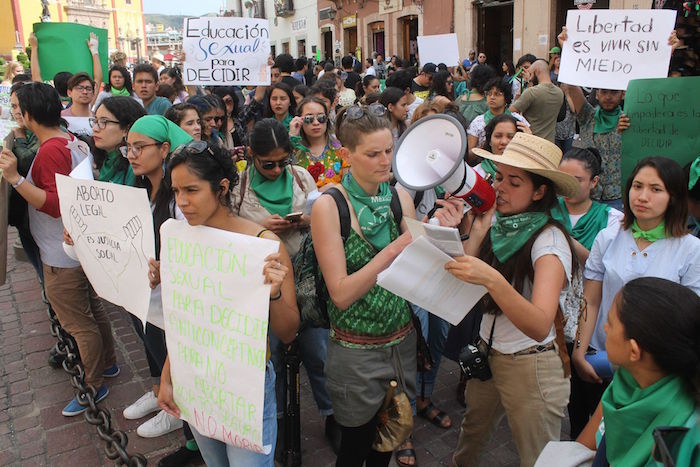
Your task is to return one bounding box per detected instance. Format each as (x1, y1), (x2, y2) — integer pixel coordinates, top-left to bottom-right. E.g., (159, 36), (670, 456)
(291, 135), (349, 188)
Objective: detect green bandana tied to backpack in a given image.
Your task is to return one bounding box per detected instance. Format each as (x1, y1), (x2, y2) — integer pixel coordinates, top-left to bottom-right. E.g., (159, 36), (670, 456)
(342, 173), (393, 250)
(490, 212), (549, 263)
(249, 165), (294, 217)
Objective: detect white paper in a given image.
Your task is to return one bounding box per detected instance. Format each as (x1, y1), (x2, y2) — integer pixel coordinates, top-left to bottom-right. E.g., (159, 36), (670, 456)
(63, 116), (93, 137)
(377, 236), (487, 325)
(69, 157), (94, 180)
(56, 175), (155, 327)
(183, 17), (271, 86)
(160, 219), (280, 452)
(558, 9), (676, 90)
(405, 217), (464, 257)
(417, 34), (460, 67)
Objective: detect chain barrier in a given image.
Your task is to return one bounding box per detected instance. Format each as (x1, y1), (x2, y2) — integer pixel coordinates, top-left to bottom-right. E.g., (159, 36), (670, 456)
(47, 306), (148, 466)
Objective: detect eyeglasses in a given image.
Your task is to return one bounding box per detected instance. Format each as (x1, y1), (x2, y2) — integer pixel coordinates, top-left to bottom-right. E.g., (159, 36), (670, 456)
(204, 116), (224, 124)
(119, 142), (163, 157)
(73, 85), (93, 93)
(345, 103), (387, 121)
(258, 158), (292, 170)
(89, 117), (120, 130)
(302, 113), (328, 125)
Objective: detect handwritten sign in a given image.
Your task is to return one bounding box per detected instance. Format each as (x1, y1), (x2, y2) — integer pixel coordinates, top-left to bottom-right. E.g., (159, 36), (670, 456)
(416, 34), (460, 67)
(56, 175), (155, 326)
(558, 9), (676, 90)
(621, 76), (700, 189)
(160, 219), (279, 452)
(183, 17), (271, 86)
(63, 116), (93, 138)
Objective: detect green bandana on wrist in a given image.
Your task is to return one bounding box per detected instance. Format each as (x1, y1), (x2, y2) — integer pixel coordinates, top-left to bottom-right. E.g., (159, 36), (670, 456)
(249, 165), (294, 217)
(490, 212), (549, 263)
(593, 105), (621, 134)
(341, 173), (393, 250)
(110, 86), (130, 96)
(689, 157), (700, 191)
(631, 220), (666, 242)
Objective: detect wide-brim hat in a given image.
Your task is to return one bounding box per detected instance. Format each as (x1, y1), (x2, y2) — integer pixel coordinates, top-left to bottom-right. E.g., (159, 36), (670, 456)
(472, 132), (580, 198)
(151, 52), (165, 63)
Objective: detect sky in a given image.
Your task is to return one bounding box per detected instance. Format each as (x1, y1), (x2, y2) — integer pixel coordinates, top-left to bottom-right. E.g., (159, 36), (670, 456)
(142, 0), (225, 16)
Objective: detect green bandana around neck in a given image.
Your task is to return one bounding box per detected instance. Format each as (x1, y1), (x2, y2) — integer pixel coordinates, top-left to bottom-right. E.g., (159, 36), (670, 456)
(550, 198), (610, 250)
(631, 220), (666, 242)
(281, 113), (293, 132)
(601, 367), (696, 467)
(593, 105), (621, 134)
(249, 164), (294, 217)
(689, 156), (700, 191)
(341, 172), (393, 250)
(483, 108), (511, 125)
(110, 86), (130, 96)
(490, 212), (549, 263)
(480, 159), (497, 178)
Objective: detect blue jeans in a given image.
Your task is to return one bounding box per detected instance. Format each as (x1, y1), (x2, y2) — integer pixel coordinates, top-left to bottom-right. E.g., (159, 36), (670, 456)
(414, 305), (450, 401)
(269, 324), (333, 417)
(192, 361), (277, 467)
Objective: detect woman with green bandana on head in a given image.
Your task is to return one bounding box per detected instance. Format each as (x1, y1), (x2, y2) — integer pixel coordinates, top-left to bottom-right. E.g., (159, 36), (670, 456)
(448, 133), (579, 466)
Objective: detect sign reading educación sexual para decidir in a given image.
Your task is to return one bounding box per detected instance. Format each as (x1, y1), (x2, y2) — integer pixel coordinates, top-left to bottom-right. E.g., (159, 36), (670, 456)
(159, 219), (279, 453)
(183, 17), (271, 86)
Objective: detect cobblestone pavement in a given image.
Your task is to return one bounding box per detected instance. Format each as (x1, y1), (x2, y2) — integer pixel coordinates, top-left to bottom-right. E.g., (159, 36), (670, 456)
(1, 228), (569, 466)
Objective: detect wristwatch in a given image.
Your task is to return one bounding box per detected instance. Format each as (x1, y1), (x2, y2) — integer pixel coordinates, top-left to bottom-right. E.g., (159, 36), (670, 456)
(11, 176), (25, 188)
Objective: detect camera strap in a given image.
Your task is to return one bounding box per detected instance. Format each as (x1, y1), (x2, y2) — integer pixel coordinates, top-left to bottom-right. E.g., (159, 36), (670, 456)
(485, 316), (496, 358)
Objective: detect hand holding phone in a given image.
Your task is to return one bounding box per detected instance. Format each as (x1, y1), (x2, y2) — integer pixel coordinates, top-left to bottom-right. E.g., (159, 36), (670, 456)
(284, 211), (304, 223)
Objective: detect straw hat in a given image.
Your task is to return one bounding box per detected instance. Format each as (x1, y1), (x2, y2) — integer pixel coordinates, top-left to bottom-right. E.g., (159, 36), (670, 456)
(151, 52), (165, 64)
(472, 132), (580, 197)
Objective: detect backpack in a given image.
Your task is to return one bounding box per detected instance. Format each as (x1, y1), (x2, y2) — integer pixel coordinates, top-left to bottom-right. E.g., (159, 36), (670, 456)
(294, 186), (403, 328)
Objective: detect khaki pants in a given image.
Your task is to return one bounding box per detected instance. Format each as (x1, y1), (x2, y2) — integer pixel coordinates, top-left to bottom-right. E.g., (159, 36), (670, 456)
(453, 348), (570, 467)
(43, 265), (116, 388)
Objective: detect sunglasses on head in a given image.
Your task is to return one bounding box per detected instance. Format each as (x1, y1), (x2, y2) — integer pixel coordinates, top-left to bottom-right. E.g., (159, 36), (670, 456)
(258, 158), (292, 170)
(345, 103), (387, 121)
(302, 113), (328, 125)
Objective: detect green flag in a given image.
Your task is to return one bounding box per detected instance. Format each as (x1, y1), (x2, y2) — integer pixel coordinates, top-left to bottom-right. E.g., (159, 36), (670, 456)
(316, 49), (321, 61)
(33, 23), (108, 82)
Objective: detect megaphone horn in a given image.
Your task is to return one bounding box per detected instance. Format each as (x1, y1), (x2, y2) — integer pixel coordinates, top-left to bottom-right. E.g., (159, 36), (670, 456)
(393, 114), (496, 214)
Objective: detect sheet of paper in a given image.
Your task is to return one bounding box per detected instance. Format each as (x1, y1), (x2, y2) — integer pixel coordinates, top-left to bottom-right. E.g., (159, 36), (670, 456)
(70, 157), (94, 180)
(405, 217), (464, 257)
(377, 236), (487, 325)
(416, 33), (460, 67)
(63, 116), (93, 137)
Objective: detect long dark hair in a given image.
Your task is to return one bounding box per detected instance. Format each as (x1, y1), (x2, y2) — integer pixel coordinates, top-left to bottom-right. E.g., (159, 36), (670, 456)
(160, 67), (185, 93)
(482, 114), (519, 153)
(561, 147), (602, 179)
(296, 96), (330, 147)
(92, 96), (146, 173)
(107, 66), (133, 94)
(430, 71), (454, 100)
(379, 87), (407, 137)
(264, 83), (296, 119)
(249, 118), (293, 157)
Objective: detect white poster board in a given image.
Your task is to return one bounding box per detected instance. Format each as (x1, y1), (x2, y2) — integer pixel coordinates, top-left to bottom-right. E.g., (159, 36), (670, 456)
(160, 219), (279, 453)
(56, 175), (155, 326)
(183, 17), (271, 86)
(63, 116), (93, 137)
(558, 9), (676, 90)
(416, 34), (460, 67)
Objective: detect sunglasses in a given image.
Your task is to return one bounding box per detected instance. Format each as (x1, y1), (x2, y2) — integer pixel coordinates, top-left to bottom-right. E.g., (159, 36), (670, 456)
(302, 113), (328, 125)
(258, 158), (292, 170)
(345, 103), (387, 121)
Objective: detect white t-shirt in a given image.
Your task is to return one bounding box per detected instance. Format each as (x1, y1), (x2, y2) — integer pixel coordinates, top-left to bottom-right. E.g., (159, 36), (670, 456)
(468, 112), (528, 148)
(406, 96), (424, 122)
(480, 226), (573, 354)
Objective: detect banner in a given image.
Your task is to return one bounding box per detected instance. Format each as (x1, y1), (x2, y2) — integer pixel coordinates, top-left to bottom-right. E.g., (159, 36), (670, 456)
(33, 23), (108, 82)
(56, 175), (155, 326)
(621, 76), (700, 189)
(183, 17), (271, 86)
(558, 10), (676, 90)
(160, 219), (279, 452)
(417, 34), (460, 67)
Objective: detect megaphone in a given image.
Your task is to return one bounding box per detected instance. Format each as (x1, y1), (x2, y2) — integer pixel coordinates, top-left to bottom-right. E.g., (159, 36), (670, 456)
(393, 114), (496, 214)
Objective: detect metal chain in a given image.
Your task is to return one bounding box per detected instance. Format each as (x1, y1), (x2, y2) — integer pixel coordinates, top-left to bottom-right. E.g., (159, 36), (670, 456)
(47, 306), (148, 466)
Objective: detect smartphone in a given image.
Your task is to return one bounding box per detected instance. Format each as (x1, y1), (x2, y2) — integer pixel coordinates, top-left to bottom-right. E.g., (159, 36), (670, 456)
(285, 211), (304, 223)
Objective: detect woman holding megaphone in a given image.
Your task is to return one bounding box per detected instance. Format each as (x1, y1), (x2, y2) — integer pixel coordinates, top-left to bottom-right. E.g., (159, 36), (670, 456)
(446, 133), (579, 466)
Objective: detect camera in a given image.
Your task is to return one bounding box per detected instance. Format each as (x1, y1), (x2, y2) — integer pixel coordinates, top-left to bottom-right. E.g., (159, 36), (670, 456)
(458, 344), (492, 381)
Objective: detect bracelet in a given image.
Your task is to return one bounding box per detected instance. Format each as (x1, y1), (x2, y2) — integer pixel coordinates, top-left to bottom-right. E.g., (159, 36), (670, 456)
(270, 290), (282, 301)
(12, 176), (25, 188)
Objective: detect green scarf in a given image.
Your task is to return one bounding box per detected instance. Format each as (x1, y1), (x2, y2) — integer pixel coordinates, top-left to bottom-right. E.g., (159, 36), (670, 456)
(550, 198), (610, 250)
(490, 212), (549, 263)
(281, 113), (293, 132)
(631, 220), (666, 242)
(601, 367), (696, 467)
(688, 156), (700, 190)
(130, 115), (193, 153)
(593, 106), (621, 134)
(110, 86), (130, 96)
(342, 173), (393, 250)
(98, 150), (135, 186)
(249, 165), (294, 217)
(483, 109), (511, 125)
(480, 159), (497, 178)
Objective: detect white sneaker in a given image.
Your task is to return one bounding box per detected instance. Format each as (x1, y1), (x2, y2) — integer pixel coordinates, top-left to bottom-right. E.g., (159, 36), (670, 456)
(136, 410), (183, 438)
(123, 391), (160, 420)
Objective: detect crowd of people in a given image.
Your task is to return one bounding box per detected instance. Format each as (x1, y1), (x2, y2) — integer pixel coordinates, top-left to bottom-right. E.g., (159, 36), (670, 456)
(0, 25), (698, 467)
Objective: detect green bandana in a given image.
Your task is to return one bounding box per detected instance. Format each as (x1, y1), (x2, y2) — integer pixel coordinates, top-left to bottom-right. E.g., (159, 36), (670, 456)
(480, 159), (497, 178)
(110, 86), (130, 96)
(490, 212), (549, 263)
(550, 198), (610, 250)
(281, 113), (293, 132)
(98, 150), (135, 186)
(631, 220), (666, 242)
(249, 165), (293, 217)
(593, 105), (621, 134)
(483, 109), (511, 125)
(601, 367), (696, 467)
(342, 173), (393, 250)
(130, 116), (193, 153)
(689, 156), (700, 190)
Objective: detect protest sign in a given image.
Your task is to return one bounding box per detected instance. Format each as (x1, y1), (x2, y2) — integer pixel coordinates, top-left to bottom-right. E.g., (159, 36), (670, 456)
(33, 23), (108, 82)
(56, 175), (155, 326)
(558, 9), (676, 90)
(621, 76), (700, 189)
(183, 17), (271, 86)
(416, 34), (460, 67)
(160, 219), (279, 452)
(63, 117), (93, 138)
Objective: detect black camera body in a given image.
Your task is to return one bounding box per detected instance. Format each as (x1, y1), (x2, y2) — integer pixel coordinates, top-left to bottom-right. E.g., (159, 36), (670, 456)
(458, 344), (492, 381)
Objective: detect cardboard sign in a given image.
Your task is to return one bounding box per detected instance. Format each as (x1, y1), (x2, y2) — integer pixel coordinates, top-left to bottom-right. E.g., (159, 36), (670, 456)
(183, 17), (271, 86)
(558, 9), (676, 90)
(56, 175), (155, 327)
(160, 219), (279, 452)
(416, 34), (460, 67)
(33, 23), (108, 82)
(621, 76), (700, 189)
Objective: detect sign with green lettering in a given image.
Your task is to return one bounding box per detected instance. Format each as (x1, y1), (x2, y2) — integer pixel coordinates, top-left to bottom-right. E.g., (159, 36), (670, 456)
(33, 23), (108, 82)
(621, 76), (700, 189)
(160, 219), (279, 452)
